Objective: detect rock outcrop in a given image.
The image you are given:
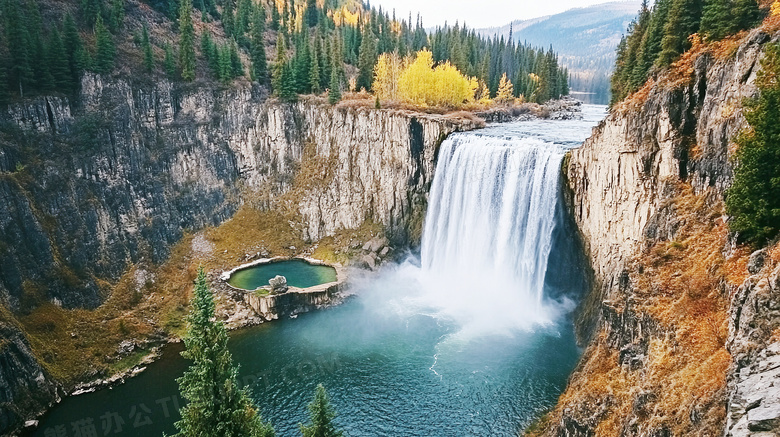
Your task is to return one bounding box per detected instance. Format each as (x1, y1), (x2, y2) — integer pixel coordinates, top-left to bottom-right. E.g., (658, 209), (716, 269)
(0, 318), (60, 434)
(547, 28), (780, 436)
(726, 262), (780, 435)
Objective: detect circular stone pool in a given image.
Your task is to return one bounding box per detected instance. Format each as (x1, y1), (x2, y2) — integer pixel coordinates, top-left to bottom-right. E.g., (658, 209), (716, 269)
(227, 259), (338, 290)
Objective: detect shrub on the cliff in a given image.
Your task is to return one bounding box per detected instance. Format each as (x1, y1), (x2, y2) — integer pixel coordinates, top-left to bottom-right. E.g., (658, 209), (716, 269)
(726, 42), (780, 246)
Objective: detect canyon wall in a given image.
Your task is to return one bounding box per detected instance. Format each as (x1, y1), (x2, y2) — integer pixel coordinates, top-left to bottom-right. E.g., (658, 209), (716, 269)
(0, 75), (473, 434)
(546, 28), (780, 436)
(1, 74), (470, 312)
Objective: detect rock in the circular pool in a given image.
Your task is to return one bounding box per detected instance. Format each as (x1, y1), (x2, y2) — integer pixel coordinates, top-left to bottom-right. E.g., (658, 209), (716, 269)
(23, 420), (39, 431)
(269, 275), (289, 294)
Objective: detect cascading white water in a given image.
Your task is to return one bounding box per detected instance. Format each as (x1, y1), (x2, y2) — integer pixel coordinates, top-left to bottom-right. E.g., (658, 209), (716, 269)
(416, 133), (567, 333)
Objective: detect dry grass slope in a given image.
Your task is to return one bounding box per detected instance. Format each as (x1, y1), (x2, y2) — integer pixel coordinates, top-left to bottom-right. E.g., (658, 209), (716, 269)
(533, 183), (748, 436)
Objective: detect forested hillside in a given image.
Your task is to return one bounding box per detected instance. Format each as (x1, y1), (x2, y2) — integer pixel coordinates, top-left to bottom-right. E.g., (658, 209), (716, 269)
(478, 2), (640, 104)
(0, 0), (570, 107)
(611, 0), (769, 105)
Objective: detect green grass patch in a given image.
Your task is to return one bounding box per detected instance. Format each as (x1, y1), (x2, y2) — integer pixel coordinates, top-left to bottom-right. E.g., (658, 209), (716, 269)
(108, 348), (151, 374)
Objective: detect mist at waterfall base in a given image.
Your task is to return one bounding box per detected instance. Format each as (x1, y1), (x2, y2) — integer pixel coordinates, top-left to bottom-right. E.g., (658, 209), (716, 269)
(32, 105), (606, 437)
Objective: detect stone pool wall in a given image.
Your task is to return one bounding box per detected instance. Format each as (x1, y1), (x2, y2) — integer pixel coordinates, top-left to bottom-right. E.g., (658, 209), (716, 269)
(221, 258), (348, 321)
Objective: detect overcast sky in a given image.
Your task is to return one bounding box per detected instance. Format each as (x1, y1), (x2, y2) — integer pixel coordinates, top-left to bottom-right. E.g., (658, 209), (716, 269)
(369, 0), (635, 29)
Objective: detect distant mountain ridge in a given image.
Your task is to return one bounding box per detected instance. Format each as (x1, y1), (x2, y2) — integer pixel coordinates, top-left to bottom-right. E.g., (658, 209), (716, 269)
(477, 1), (642, 104)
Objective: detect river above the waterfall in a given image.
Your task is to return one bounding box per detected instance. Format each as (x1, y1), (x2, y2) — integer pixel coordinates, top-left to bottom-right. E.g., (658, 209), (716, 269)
(34, 105), (607, 437)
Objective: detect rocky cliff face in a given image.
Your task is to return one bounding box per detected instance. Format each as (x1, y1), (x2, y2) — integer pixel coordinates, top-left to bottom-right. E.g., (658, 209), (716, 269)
(546, 28), (780, 436)
(727, 257), (780, 435)
(0, 75), (473, 434)
(0, 316), (60, 434)
(0, 74), (471, 312)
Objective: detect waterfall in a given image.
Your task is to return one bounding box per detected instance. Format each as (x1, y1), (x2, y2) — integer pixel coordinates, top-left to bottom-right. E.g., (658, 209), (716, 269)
(417, 132), (566, 331)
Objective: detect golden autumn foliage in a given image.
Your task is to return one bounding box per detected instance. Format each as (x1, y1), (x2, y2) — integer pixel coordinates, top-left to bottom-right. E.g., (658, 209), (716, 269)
(375, 49), (478, 108)
(372, 52), (406, 101)
(332, 5), (360, 26)
(773, 1), (780, 16)
(475, 80), (492, 105)
(495, 73), (514, 103)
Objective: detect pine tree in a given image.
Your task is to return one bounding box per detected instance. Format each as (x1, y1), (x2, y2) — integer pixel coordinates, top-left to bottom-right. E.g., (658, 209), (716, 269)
(356, 29), (376, 91)
(328, 54), (341, 104)
(5, 0), (33, 97)
(328, 35), (343, 104)
(283, 0), (292, 36)
(726, 42), (780, 246)
(235, 0), (252, 41)
(80, 0), (102, 28)
(306, 0), (318, 27)
(203, 0), (217, 18)
(611, 37), (630, 105)
(0, 35), (10, 103)
(142, 23), (154, 73)
(733, 0), (761, 33)
(546, 48), (561, 99)
(230, 39), (243, 77)
(250, 4), (267, 83)
(48, 28), (71, 90)
(173, 268), (276, 437)
(32, 30), (52, 91)
(658, 0), (702, 66)
(299, 384), (343, 437)
(223, 0), (235, 38)
(560, 68), (570, 96)
(201, 29), (212, 57)
(658, 0), (685, 66)
(167, 0), (180, 20)
(94, 15), (116, 74)
(279, 63), (296, 101)
(270, 1), (281, 31)
(178, 0), (196, 81)
(164, 43), (177, 78)
(625, 1), (651, 91)
(700, 0), (733, 40)
(609, 1), (650, 104)
(279, 0), (289, 38)
(272, 33), (287, 94)
(320, 37), (331, 91)
(109, 0), (126, 33)
(217, 45), (230, 82)
(635, 0), (670, 74)
(202, 33), (219, 77)
(63, 13), (85, 90)
(293, 28), (311, 93)
(309, 42), (321, 93)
